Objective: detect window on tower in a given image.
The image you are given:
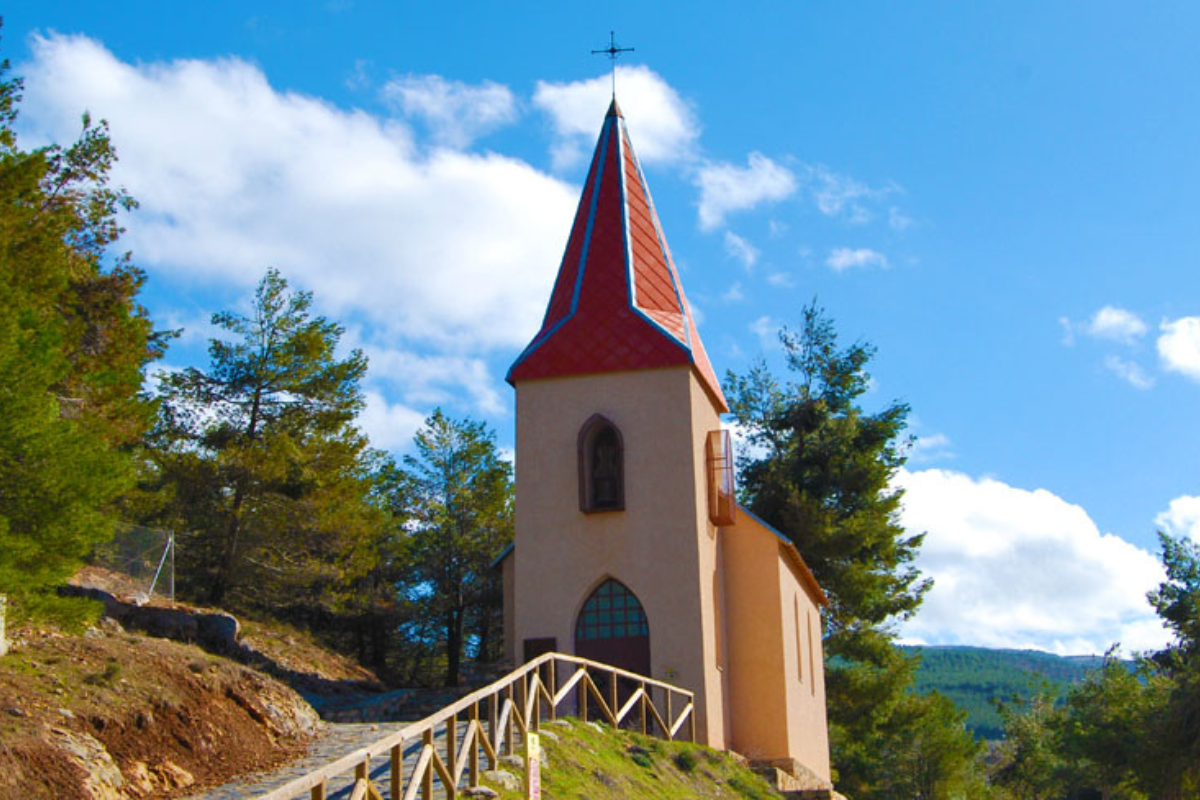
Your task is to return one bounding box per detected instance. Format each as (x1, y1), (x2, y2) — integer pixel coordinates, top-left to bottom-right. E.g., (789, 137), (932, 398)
(578, 414), (624, 512)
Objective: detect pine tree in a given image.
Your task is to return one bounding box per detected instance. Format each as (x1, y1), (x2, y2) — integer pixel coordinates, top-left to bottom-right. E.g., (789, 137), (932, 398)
(150, 268), (378, 611)
(725, 301), (933, 794)
(400, 410), (513, 687)
(0, 44), (161, 627)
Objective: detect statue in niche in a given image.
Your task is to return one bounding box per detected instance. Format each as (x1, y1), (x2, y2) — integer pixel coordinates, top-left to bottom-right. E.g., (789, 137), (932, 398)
(592, 427), (620, 508)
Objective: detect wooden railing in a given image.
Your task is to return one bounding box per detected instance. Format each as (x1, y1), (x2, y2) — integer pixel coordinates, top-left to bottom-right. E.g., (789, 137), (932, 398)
(257, 652), (696, 800)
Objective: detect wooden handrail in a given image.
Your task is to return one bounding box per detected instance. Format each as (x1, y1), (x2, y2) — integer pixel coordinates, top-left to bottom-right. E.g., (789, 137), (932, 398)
(256, 652), (694, 800)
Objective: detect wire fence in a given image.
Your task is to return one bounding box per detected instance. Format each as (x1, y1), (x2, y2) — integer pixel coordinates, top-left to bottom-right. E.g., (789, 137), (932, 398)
(89, 522), (176, 603)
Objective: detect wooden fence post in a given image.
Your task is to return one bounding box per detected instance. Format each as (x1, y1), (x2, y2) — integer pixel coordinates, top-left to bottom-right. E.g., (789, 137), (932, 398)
(422, 729), (434, 800)
(390, 743), (402, 800)
(469, 702), (480, 785)
(609, 672), (618, 725)
(446, 713), (457, 792)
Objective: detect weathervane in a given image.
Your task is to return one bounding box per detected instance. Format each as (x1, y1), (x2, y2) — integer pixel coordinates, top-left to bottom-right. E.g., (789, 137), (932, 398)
(591, 31), (634, 97)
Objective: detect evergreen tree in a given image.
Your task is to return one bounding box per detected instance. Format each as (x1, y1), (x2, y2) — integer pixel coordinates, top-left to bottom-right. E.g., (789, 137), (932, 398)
(725, 300), (932, 794)
(990, 694), (1068, 800)
(149, 269), (379, 611)
(400, 410), (513, 687)
(879, 691), (989, 800)
(1143, 532), (1200, 798)
(0, 45), (161, 626)
(988, 536), (1200, 800)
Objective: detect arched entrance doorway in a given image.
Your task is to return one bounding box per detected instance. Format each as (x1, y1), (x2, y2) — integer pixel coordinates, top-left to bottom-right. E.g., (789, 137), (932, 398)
(574, 578), (650, 675)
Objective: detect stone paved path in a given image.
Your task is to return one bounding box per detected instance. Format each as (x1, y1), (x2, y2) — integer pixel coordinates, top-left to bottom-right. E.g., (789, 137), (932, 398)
(183, 721), (417, 800)
(183, 717), (509, 800)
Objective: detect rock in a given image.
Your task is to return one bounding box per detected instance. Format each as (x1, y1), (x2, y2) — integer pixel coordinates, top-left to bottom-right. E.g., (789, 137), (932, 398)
(6, 707), (25, 717)
(482, 769), (521, 791)
(124, 761), (156, 794)
(153, 760), (194, 789)
(593, 769), (617, 788)
(197, 611), (241, 653)
(548, 718), (570, 727)
(538, 729), (559, 742)
(47, 727), (125, 800)
(500, 755), (524, 770)
(462, 786), (499, 798)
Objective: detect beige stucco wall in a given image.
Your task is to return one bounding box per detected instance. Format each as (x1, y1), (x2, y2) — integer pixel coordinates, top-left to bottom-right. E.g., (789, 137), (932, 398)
(512, 365), (728, 748)
(778, 548), (831, 781)
(723, 514), (790, 759)
(723, 511), (831, 782)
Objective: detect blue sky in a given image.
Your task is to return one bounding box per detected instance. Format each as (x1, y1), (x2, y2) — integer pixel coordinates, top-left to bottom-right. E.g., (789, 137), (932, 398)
(7, 2), (1199, 655)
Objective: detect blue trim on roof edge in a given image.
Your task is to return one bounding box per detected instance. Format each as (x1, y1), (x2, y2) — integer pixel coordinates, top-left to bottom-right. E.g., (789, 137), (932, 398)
(490, 541), (515, 570)
(631, 138), (694, 355)
(614, 117), (693, 358)
(737, 505), (798, 552)
(506, 117), (614, 382)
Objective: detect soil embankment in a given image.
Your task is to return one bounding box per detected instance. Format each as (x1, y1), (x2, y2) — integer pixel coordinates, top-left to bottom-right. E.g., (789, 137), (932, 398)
(0, 567), (386, 798)
(0, 623), (319, 798)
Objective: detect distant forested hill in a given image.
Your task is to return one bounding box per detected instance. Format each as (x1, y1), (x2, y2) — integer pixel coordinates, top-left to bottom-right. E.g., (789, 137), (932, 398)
(902, 645), (1120, 740)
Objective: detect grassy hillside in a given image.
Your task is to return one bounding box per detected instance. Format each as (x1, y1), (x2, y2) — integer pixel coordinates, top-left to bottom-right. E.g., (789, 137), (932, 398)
(904, 645), (1116, 740)
(480, 717), (787, 800)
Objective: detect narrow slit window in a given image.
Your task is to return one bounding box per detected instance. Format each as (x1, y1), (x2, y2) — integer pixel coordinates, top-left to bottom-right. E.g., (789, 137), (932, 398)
(794, 594), (804, 684)
(807, 609), (816, 696)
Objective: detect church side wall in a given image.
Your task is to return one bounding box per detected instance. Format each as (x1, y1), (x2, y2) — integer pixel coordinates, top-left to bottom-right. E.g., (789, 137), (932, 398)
(512, 367), (724, 747)
(778, 549), (832, 782)
(722, 516), (789, 759)
(685, 369), (729, 749)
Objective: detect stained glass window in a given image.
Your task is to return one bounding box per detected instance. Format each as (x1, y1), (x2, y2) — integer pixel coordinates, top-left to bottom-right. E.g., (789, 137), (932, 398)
(576, 579), (648, 641)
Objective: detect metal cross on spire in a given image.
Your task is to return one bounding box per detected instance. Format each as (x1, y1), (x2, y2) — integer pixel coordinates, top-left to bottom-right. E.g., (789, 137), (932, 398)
(591, 31), (634, 97)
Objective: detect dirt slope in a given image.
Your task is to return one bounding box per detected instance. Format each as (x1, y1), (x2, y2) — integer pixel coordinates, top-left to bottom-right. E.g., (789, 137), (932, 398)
(0, 622), (319, 799)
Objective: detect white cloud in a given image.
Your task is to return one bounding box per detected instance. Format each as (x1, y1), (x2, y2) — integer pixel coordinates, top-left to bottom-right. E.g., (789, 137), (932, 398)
(19, 33), (577, 352)
(766, 271), (795, 288)
(1085, 306), (1147, 344)
(1058, 316), (1076, 346)
(357, 340), (506, 416)
(749, 315), (777, 348)
(888, 206), (913, 232)
(695, 153), (797, 231)
(906, 433), (954, 464)
(1156, 495), (1200, 543)
(1104, 355), (1154, 390)
(533, 65), (699, 170)
(896, 468), (1169, 655)
(810, 165), (896, 224)
(826, 247), (888, 272)
(723, 231), (759, 271)
(382, 74), (517, 148)
(721, 281), (745, 302)
(359, 390), (426, 452)
(1158, 316), (1200, 381)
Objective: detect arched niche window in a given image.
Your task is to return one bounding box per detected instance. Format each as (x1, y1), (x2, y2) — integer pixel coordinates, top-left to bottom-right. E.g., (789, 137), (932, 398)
(578, 414), (624, 513)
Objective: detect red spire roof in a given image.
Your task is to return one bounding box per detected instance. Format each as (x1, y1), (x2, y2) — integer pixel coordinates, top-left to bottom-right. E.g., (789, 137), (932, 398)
(507, 102), (728, 412)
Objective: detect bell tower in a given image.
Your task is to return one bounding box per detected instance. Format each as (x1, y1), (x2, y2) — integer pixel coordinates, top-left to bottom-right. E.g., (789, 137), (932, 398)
(504, 99), (734, 748)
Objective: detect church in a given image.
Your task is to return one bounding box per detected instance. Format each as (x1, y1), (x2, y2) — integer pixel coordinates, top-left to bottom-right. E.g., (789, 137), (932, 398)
(496, 98), (832, 789)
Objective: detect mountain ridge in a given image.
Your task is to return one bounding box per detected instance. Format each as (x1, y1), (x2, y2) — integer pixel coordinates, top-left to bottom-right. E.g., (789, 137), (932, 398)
(902, 644), (1128, 740)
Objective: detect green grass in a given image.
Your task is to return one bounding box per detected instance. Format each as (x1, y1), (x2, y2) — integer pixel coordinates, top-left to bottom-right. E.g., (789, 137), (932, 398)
(480, 717), (784, 800)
